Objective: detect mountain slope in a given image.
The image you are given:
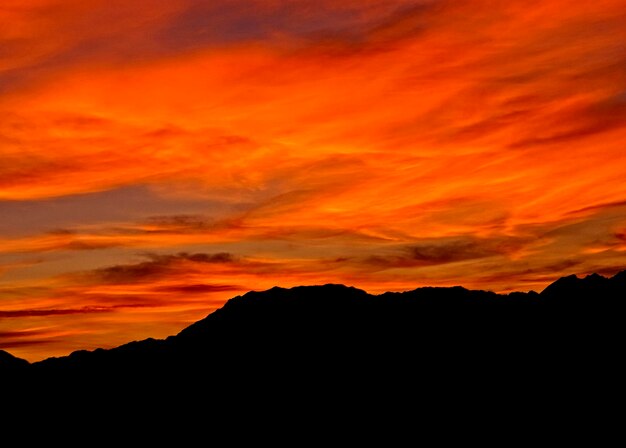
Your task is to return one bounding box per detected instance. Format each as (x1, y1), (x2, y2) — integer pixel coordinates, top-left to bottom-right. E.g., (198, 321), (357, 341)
(8, 271), (620, 371)
(0, 350), (29, 371)
(2, 272), (625, 408)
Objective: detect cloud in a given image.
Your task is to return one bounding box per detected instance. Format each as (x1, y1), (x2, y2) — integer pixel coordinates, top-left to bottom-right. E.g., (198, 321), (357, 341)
(0, 339), (56, 349)
(409, 239), (515, 264)
(94, 252), (239, 284)
(140, 215), (217, 234)
(364, 236), (529, 269)
(152, 0), (437, 55)
(0, 329), (51, 339)
(0, 185), (227, 236)
(471, 260), (584, 290)
(0, 0), (426, 97)
(153, 284), (242, 294)
(3, 0), (626, 362)
(0, 230), (128, 254)
(0, 303), (151, 318)
(509, 96), (626, 149)
(0, 307), (105, 318)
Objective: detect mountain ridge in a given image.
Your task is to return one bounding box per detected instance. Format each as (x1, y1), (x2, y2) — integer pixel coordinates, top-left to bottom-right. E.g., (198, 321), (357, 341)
(2, 269), (625, 369)
(2, 270), (625, 428)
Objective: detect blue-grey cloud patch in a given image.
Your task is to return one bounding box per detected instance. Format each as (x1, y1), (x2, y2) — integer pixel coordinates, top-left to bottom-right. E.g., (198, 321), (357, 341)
(156, 1), (437, 51)
(0, 185), (230, 237)
(0, 1), (436, 94)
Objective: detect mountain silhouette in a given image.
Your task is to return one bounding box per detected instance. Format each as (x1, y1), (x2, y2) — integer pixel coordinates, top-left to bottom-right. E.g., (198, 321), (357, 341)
(3, 271), (625, 431)
(0, 349), (29, 371)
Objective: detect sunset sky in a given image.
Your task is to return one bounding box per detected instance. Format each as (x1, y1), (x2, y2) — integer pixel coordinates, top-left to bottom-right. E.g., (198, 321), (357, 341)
(2, 0), (626, 362)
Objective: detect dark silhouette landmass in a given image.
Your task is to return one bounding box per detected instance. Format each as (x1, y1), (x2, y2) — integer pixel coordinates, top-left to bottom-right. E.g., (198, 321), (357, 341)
(0, 349), (29, 371)
(2, 271), (625, 421)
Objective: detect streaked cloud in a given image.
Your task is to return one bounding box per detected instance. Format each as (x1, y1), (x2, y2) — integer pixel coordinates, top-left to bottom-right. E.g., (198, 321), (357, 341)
(92, 252), (238, 283)
(0, 303), (147, 318)
(2, 0), (626, 362)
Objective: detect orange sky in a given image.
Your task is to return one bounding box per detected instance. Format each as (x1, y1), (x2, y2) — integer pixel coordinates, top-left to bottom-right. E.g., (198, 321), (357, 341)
(2, 0), (626, 362)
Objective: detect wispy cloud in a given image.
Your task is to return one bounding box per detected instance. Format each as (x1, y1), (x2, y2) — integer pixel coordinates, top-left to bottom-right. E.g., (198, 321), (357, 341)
(0, 303), (149, 318)
(93, 252), (238, 283)
(2, 0), (626, 362)
(363, 235), (529, 268)
(153, 283), (241, 294)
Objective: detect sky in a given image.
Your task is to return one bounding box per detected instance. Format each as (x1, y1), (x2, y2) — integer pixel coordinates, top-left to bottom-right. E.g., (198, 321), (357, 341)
(2, 0), (626, 362)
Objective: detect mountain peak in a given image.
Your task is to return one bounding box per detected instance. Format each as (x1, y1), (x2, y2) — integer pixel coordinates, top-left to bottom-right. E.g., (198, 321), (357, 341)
(539, 270), (625, 302)
(611, 270), (626, 283)
(584, 272), (606, 280)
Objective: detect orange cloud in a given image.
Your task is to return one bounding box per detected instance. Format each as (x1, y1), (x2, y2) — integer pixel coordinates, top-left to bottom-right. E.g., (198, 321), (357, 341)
(2, 0), (626, 361)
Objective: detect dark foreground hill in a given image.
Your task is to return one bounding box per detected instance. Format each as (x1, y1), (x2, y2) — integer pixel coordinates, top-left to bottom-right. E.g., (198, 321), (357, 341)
(2, 271), (625, 433)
